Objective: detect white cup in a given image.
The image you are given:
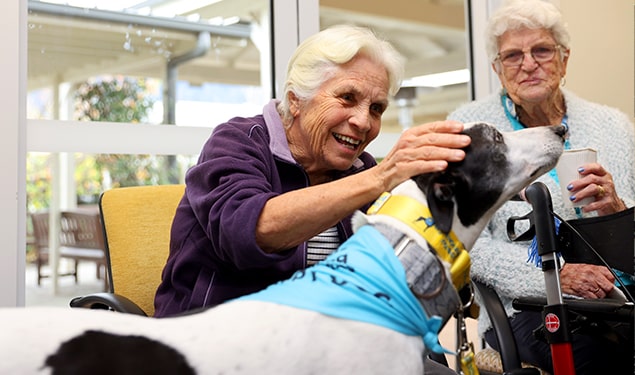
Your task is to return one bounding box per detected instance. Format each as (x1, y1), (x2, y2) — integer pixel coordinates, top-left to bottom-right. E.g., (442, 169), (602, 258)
(555, 148), (597, 207)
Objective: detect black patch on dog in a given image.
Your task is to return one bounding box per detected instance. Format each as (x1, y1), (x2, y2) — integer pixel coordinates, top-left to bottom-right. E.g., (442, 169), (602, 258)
(43, 330), (196, 375)
(413, 123), (509, 232)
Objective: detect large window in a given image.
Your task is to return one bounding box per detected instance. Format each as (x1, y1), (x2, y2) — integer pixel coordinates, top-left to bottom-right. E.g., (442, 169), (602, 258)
(27, 0), (271, 196)
(25, 0), (273, 300)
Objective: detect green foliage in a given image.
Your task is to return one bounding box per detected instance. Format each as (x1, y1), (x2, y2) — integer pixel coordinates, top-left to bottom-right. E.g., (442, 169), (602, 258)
(26, 76), (178, 212)
(26, 153), (52, 212)
(75, 77), (154, 123)
(74, 153), (102, 202)
(74, 76), (168, 190)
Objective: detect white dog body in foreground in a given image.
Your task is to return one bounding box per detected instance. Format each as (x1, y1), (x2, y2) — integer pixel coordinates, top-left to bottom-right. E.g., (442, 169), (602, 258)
(3, 301), (422, 374)
(0, 123), (565, 374)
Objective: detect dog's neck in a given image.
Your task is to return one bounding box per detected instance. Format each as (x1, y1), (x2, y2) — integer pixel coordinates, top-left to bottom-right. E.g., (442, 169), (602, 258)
(383, 179), (491, 251)
(367, 193), (465, 259)
(353, 180), (476, 291)
(366, 194), (469, 289)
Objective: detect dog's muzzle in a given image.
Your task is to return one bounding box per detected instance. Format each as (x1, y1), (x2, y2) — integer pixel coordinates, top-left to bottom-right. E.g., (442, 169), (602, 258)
(367, 193), (471, 327)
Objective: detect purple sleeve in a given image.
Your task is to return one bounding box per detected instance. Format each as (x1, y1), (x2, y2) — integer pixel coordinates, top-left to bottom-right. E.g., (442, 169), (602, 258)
(184, 120), (293, 269)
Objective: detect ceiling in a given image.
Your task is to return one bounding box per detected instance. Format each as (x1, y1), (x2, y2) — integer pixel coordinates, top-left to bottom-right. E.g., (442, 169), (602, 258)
(27, 0), (470, 128)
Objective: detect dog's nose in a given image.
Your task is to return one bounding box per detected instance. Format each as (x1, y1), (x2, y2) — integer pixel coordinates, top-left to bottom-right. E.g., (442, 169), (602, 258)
(552, 125), (567, 139)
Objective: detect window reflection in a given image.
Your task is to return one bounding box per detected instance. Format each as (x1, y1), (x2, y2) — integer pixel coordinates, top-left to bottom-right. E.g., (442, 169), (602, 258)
(319, 0), (470, 130)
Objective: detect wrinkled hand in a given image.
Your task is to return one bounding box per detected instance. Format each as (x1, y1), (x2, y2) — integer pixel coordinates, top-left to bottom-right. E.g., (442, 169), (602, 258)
(375, 121), (471, 191)
(560, 263), (615, 299)
(565, 162), (626, 215)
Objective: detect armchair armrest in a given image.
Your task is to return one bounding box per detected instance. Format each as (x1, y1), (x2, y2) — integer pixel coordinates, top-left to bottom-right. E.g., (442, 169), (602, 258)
(69, 292), (148, 316)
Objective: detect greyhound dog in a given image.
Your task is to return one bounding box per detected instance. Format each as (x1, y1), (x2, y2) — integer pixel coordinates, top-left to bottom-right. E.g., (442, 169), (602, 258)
(0, 122), (565, 374)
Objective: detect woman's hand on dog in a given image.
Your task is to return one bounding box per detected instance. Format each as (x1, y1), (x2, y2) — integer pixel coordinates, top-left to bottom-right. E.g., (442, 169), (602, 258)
(373, 120), (471, 192)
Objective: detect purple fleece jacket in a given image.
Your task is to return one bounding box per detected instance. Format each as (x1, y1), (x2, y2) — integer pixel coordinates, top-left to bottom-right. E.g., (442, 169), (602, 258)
(153, 100), (377, 317)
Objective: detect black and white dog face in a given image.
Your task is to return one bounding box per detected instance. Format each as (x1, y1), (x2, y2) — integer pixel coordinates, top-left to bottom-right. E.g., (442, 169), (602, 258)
(413, 122), (565, 242)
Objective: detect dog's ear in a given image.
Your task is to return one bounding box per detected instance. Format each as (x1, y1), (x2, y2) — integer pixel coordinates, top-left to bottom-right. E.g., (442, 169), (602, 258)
(426, 174), (455, 234)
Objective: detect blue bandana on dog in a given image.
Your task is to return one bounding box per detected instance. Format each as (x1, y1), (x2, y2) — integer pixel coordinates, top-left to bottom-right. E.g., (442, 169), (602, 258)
(238, 225), (448, 354)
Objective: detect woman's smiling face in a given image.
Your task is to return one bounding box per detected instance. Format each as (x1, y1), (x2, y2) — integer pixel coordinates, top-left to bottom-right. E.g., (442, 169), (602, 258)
(287, 55), (390, 181)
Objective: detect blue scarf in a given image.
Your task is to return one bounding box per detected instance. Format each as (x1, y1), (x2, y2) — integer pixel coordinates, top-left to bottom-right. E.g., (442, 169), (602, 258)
(501, 94), (570, 266)
(238, 225), (450, 354)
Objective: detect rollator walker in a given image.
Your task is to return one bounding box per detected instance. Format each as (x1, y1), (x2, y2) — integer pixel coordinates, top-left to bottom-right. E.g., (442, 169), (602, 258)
(508, 182), (634, 375)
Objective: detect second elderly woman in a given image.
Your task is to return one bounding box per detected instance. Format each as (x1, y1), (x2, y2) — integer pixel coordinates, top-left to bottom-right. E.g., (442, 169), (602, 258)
(448, 0), (634, 374)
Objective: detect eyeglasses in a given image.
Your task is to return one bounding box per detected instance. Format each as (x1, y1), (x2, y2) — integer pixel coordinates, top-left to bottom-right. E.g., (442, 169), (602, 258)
(495, 45), (565, 68)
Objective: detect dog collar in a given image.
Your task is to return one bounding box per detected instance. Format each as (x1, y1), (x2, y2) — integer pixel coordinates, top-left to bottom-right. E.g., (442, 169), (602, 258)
(367, 192), (471, 290)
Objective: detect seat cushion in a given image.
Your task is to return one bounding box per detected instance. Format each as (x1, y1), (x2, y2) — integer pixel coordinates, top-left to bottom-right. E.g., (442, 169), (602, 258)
(475, 348), (550, 374)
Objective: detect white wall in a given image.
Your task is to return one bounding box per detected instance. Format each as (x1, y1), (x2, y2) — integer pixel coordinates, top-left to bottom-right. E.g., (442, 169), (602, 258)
(560, 0), (634, 120)
(0, 0), (26, 307)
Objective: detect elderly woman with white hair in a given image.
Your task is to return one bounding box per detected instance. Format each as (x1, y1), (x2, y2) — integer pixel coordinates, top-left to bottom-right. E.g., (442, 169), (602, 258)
(154, 24), (469, 374)
(448, 0), (634, 373)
